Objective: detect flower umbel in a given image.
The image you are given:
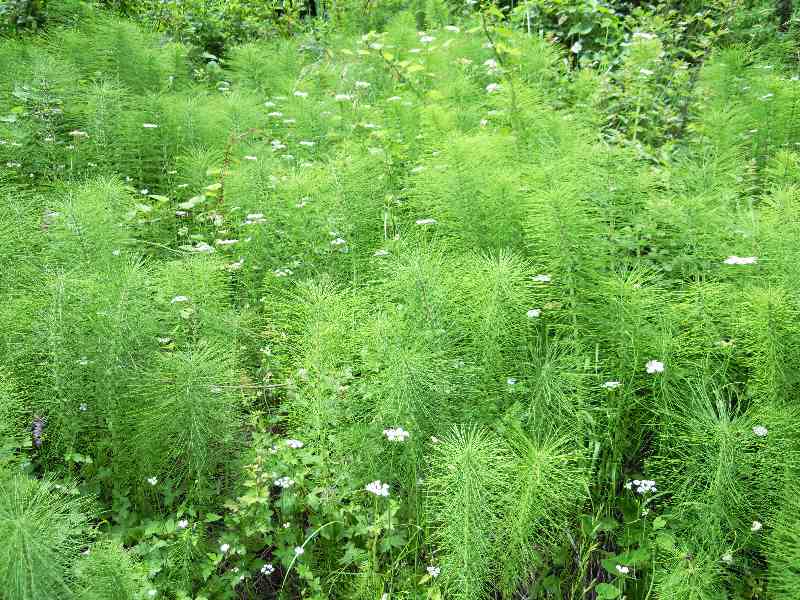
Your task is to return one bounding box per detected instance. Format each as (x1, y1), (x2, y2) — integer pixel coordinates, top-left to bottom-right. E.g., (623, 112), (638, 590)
(365, 480), (390, 497)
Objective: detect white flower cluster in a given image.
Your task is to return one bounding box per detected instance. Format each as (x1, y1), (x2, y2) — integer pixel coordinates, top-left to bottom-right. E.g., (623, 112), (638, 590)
(260, 563), (275, 575)
(527, 308), (541, 318)
(365, 480), (390, 497)
(383, 427), (410, 442)
(285, 439), (304, 449)
(274, 476), (295, 488)
(616, 564), (630, 574)
(426, 565), (440, 578)
(645, 360), (665, 374)
(723, 255), (758, 265)
(602, 381), (622, 390)
(753, 425), (768, 437)
(625, 479), (656, 494)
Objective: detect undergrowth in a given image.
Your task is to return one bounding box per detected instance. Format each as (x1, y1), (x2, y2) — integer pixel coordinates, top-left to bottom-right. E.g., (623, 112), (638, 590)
(1, 2), (800, 599)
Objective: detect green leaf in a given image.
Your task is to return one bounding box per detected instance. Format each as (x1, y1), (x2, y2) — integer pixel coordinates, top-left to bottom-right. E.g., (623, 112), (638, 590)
(596, 583), (620, 599)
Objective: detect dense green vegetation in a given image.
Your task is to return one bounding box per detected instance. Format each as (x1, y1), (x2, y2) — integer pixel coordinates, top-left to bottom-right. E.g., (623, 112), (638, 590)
(2, 0), (800, 598)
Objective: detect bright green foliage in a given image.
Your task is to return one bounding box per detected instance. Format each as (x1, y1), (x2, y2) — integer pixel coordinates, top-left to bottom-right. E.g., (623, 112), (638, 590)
(0, 473), (91, 600)
(426, 425), (510, 599)
(74, 539), (147, 600)
(768, 485), (800, 599)
(3, 2), (800, 599)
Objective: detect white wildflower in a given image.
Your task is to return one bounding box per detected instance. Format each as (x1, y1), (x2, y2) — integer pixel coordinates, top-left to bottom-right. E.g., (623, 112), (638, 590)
(507, 377), (517, 386)
(486, 82), (501, 94)
(177, 519), (189, 529)
(751, 520), (763, 532)
(354, 80), (370, 88)
(479, 118), (488, 127)
(268, 111), (283, 117)
(260, 563), (275, 575)
(286, 439), (304, 449)
(365, 480), (390, 497)
(420, 35), (435, 44)
(143, 123), (158, 129)
(294, 91), (308, 98)
(723, 255), (758, 265)
(215, 239), (238, 246)
(527, 308), (541, 318)
(330, 237), (347, 246)
(753, 425), (768, 437)
(79, 403), (88, 412)
(628, 479), (657, 494)
(274, 476), (295, 488)
(299, 140), (315, 147)
(645, 360), (664, 374)
(374, 249), (390, 257)
(147, 591), (157, 598)
(335, 93), (352, 102)
(220, 543), (230, 553)
(616, 565), (630, 574)
(415, 218), (437, 225)
(532, 274), (551, 282)
(191, 242), (214, 253)
(721, 552), (733, 564)
(147, 477), (158, 486)
(426, 565), (440, 578)
(570, 40), (582, 54)
(283, 522), (290, 528)
(602, 381), (622, 390)
(294, 546), (305, 556)
(244, 155), (258, 161)
(383, 427), (411, 442)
